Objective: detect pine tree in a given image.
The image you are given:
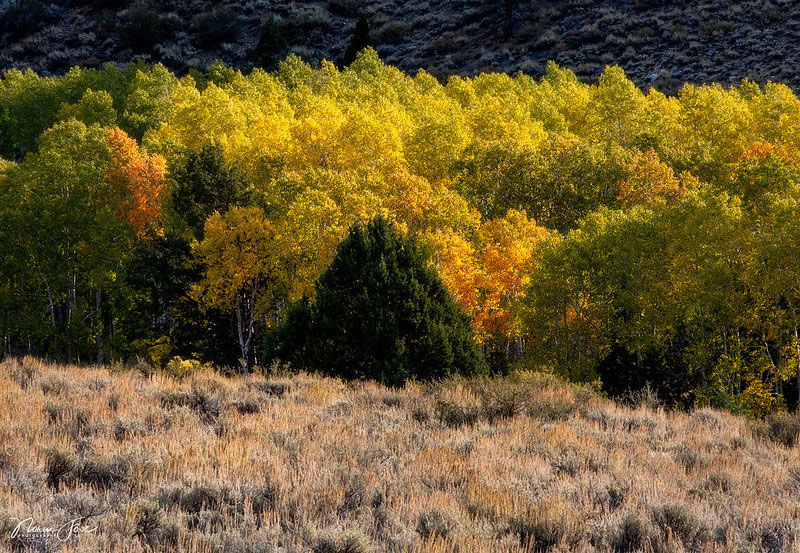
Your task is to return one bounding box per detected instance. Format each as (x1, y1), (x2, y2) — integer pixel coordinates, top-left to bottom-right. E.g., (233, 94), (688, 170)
(342, 14), (371, 67)
(253, 17), (288, 70)
(502, 0), (516, 38)
(171, 141), (254, 239)
(273, 217), (487, 385)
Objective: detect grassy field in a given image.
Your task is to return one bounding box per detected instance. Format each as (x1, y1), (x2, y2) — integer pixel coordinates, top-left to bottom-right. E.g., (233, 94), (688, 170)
(1, 357), (799, 552)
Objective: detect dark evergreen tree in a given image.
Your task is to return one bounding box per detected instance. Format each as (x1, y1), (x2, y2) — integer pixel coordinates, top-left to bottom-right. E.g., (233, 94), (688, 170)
(502, 0), (516, 38)
(342, 14), (371, 67)
(272, 217), (487, 386)
(120, 233), (240, 370)
(253, 17), (288, 70)
(171, 141), (254, 239)
(162, 141), (256, 370)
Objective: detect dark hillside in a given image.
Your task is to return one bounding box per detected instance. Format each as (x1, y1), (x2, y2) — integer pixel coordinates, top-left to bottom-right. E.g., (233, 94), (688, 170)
(0, 0), (797, 91)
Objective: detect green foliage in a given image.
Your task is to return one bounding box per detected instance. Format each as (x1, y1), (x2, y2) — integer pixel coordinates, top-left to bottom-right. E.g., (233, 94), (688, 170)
(57, 89), (118, 127)
(121, 64), (178, 140)
(454, 139), (625, 232)
(273, 217), (487, 385)
(5, 58), (800, 414)
(1, 120), (123, 360)
(171, 141), (254, 238)
(121, 233), (240, 369)
(0, 64), (150, 158)
(0, 68), (68, 159)
(343, 14), (372, 67)
(253, 17), (288, 70)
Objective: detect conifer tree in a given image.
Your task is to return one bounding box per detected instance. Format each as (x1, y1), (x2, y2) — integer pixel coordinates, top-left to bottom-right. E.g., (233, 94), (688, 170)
(273, 217), (487, 385)
(343, 14), (371, 67)
(171, 141), (253, 239)
(253, 17), (288, 70)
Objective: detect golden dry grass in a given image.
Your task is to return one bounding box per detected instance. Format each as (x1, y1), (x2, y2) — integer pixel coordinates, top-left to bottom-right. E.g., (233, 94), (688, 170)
(1, 356), (799, 552)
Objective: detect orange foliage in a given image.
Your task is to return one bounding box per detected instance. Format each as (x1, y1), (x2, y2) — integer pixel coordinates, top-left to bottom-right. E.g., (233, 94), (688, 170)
(429, 211), (547, 343)
(474, 211), (547, 340)
(741, 141), (776, 162)
(105, 127), (167, 234)
(617, 149), (690, 208)
(427, 229), (482, 318)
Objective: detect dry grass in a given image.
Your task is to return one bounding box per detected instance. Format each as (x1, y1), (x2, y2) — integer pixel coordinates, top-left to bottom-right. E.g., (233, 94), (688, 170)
(1, 357), (799, 552)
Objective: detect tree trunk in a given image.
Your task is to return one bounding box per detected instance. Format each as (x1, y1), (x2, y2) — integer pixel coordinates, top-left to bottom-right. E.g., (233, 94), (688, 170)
(789, 303), (800, 410)
(795, 322), (800, 410)
(66, 269), (77, 362)
(96, 289), (104, 365)
(235, 302), (249, 375)
(235, 281), (259, 376)
(44, 280), (56, 326)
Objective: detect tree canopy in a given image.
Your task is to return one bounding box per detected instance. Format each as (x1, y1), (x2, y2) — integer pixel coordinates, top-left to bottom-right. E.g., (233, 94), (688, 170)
(5, 51), (800, 411)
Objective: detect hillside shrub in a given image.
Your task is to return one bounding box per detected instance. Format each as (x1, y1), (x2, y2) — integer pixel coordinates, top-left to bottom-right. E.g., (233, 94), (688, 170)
(416, 507), (460, 538)
(193, 6), (241, 48)
(11, 361), (37, 389)
(283, 9), (333, 38)
(328, 0), (361, 17)
(510, 499), (582, 551)
(118, 7), (165, 52)
(611, 512), (655, 552)
(755, 411), (800, 447)
(435, 398), (480, 428)
(650, 503), (709, 549)
(90, 0), (131, 9)
(133, 500), (168, 547)
(0, 0), (56, 39)
(313, 531), (371, 553)
(376, 21), (411, 45)
(45, 447), (77, 489)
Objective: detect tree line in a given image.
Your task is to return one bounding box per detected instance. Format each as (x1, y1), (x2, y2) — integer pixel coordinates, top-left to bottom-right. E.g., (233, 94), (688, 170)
(3, 49), (800, 414)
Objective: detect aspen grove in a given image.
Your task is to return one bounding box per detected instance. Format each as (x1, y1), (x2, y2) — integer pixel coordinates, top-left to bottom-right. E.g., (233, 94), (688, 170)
(5, 50), (800, 414)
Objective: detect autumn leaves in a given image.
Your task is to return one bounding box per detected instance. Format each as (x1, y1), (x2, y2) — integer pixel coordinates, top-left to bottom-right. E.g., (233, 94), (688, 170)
(105, 128), (167, 236)
(6, 49), (800, 411)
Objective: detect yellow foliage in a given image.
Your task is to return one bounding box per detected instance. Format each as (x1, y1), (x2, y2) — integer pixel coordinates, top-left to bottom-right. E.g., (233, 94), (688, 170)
(165, 356), (210, 380)
(192, 207), (281, 313)
(741, 378), (782, 418)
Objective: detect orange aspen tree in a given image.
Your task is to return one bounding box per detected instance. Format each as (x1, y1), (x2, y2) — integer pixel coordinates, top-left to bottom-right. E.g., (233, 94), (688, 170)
(105, 127), (167, 235)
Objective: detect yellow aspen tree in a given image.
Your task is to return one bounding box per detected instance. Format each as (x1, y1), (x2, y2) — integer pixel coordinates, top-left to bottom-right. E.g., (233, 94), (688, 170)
(192, 207), (282, 373)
